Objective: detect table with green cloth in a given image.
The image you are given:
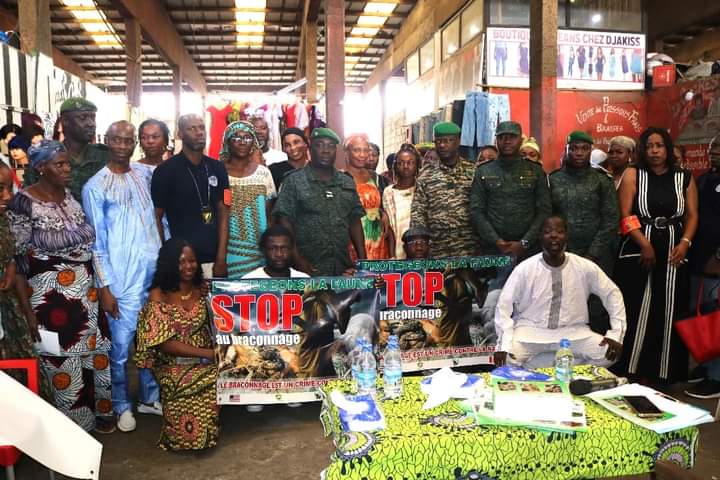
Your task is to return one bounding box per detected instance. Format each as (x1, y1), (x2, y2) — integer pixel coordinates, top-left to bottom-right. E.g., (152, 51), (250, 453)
(319, 366), (698, 480)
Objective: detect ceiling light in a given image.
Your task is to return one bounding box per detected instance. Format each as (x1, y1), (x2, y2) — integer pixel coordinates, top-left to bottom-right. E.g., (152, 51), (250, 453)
(447, 45), (457, 54)
(364, 2), (396, 14)
(591, 13), (602, 23)
(351, 26), (380, 37)
(236, 12), (265, 23)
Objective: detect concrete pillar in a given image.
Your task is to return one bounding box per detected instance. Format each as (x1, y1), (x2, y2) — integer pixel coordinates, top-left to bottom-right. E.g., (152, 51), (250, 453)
(125, 18), (142, 108)
(325, 0), (345, 147)
(306, 21), (319, 104)
(18, 0), (52, 56)
(529, 0), (558, 170)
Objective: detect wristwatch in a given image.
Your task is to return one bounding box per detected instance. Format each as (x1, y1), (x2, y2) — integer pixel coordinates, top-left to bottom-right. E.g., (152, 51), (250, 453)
(520, 239), (529, 250)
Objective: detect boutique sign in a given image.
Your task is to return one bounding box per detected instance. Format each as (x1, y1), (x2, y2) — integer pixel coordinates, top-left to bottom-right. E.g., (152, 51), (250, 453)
(487, 27), (645, 91)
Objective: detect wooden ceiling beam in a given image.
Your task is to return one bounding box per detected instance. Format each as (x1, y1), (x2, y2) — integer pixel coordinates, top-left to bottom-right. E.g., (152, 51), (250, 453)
(106, 0), (207, 95)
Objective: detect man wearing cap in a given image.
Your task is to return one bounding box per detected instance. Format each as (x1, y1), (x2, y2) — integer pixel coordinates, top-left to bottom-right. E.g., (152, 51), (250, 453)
(273, 127), (366, 275)
(549, 131), (619, 273)
(24, 97), (109, 201)
(402, 227), (431, 259)
(470, 121), (551, 258)
(410, 121), (476, 258)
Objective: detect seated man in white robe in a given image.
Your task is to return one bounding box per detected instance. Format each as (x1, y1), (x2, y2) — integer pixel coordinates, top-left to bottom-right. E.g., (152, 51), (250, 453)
(494, 215), (626, 369)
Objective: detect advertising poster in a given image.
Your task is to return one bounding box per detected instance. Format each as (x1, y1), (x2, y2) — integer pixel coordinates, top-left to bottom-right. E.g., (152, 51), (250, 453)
(647, 75), (720, 175)
(487, 27), (645, 91)
(210, 256), (512, 405)
(356, 256), (512, 372)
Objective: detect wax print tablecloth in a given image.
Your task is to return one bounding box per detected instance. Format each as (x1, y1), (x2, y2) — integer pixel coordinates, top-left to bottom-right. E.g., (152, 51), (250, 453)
(319, 366), (698, 480)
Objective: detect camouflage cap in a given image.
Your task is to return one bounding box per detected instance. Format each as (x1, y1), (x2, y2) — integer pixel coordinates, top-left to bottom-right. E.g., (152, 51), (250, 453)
(495, 121), (522, 136)
(310, 127), (341, 144)
(60, 97), (97, 114)
(567, 130), (594, 145)
(402, 226), (431, 243)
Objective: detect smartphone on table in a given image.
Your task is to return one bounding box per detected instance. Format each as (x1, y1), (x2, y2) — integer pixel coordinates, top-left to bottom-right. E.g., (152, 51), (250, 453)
(622, 395), (664, 418)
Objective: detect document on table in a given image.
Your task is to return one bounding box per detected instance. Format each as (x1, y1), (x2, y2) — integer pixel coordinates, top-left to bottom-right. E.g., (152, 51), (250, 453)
(588, 383), (714, 433)
(34, 330), (61, 355)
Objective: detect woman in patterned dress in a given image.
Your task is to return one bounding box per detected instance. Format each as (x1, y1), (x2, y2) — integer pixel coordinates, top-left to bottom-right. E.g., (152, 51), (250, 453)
(218, 121), (276, 279)
(344, 134), (392, 259)
(135, 238), (218, 451)
(613, 128), (698, 383)
(382, 144), (420, 259)
(8, 140), (113, 432)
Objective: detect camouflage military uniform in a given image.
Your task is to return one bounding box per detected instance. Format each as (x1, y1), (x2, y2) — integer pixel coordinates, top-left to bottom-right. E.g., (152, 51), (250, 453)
(470, 155), (551, 253)
(272, 166), (364, 276)
(549, 165), (619, 272)
(24, 143), (109, 202)
(410, 156), (476, 257)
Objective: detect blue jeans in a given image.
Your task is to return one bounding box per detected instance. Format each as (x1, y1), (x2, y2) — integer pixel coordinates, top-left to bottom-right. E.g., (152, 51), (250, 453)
(482, 94), (511, 146)
(690, 275), (720, 381)
(109, 296), (160, 415)
(460, 91), (488, 147)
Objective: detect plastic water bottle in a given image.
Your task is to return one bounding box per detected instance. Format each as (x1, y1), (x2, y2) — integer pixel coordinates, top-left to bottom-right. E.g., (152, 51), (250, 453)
(555, 338), (574, 383)
(349, 339), (366, 391)
(383, 335), (403, 399)
(357, 343), (377, 396)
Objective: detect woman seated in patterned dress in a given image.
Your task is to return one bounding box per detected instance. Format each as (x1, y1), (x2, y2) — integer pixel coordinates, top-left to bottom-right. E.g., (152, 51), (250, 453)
(135, 238), (218, 451)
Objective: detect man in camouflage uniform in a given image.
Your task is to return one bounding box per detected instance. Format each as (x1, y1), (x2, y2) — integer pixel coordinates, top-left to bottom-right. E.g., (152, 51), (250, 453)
(410, 121), (476, 258)
(24, 97), (108, 201)
(273, 127), (366, 276)
(470, 121), (551, 257)
(549, 131), (619, 273)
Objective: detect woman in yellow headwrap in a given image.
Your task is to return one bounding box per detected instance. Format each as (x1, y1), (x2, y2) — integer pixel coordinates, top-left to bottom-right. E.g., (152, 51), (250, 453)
(519, 136), (542, 164)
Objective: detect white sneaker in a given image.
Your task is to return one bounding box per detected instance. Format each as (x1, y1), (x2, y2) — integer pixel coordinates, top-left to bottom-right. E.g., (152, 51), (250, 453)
(137, 401), (163, 416)
(246, 405), (264, 413)
(286, 402), (302, 408)
(117, 410), (136, 432)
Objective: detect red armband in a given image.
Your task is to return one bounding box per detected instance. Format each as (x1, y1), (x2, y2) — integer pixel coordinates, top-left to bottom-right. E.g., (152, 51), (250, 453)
(620, 215), (641, 235)
(223, 188), (231, 206)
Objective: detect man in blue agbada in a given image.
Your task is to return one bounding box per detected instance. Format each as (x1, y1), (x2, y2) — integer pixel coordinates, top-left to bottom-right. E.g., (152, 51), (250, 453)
(82, 120), (162, 433)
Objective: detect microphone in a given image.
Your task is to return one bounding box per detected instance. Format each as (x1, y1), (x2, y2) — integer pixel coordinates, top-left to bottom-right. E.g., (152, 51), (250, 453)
(569, 376), (628, 395)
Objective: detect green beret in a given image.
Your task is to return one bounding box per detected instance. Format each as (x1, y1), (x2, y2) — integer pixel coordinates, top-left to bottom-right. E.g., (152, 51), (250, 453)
(60, 97), (97, 114)
(567, 130), (593, 145)
(311, 127), (341, 144)
(495, 121), (522, 136)
(433, 121), (461, 137)
(402, 226), (431, 243)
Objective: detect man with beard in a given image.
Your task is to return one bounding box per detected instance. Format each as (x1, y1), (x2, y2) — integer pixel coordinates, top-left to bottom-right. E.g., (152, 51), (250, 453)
(494, 216), (626, 369)
(251, 116), (287, 166)
(24, 97), (108, 201)
(151, 114), (230, 278)
(82, 121), (161, 432)
(410, 121), (477, 257)
(471, 121), (551, 258)
(273, 127), (366, 275)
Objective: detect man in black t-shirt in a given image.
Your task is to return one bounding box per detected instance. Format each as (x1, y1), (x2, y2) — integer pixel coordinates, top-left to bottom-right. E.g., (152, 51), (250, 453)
(151, 114), (230, 278)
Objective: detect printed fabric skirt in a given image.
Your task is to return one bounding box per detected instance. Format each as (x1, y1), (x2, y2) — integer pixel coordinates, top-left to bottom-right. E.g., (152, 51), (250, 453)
(153, 362), (219, 451)
(28, 254), (111, 431)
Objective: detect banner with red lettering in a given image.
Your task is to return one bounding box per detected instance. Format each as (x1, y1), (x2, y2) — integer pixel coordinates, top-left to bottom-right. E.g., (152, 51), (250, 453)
(356, 256), (513, 372)
(487, 27), (645, 91)
(211, 276), (380, 405)
(210, 256), (512, 405)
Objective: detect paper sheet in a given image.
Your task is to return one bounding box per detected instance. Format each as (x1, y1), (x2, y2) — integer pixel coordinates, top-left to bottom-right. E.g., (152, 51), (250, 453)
(33, 330), (61, 355)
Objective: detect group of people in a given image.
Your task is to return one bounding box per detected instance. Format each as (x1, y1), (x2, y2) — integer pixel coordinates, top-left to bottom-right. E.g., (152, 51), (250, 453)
(0, 93), (719, 455)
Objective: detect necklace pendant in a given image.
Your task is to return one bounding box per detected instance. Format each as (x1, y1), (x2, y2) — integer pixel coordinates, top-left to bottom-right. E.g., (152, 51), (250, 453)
(201, 206), (214, 224)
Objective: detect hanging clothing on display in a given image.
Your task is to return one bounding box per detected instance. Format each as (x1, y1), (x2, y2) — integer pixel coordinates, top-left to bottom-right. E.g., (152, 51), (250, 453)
(460, 91), (510, 148)
(207, 103), (233, 160)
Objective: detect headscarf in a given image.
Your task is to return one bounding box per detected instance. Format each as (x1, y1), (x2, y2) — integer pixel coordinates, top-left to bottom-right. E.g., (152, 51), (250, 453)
(281, 127), (309, 146)
(27, 139), (66, 169)
(7, 135), (31, 152)
(218, 120), (258, 162)
(590, 148), (608, 167)
(609, 135), (636, 152)
(520, 136), (540, 154)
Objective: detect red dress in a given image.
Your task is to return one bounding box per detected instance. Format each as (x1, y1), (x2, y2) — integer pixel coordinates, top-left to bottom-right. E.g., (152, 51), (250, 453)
(207, 104), (233, 160)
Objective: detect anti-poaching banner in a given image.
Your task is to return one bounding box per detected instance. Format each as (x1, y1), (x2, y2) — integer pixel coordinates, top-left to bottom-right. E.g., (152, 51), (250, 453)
(210, 276), (380, 405)
(355, 256), (513, 371)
